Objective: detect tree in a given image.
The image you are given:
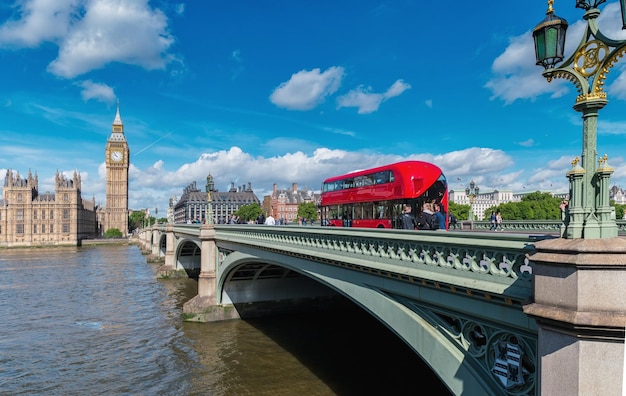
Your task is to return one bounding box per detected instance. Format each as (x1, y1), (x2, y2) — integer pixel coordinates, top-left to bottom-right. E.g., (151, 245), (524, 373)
(104, 228), (123, 238)
(485, 191), (562, 220)
(129, 211), (145, 232)
(448, 202), (470, 222)
(235, 203), (263, 222)
(610, 201), (626, 220)
(297, 202), (318, 223)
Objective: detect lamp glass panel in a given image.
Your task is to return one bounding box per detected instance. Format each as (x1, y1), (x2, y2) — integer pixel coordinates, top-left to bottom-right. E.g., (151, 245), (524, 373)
(545, 28), (558, 59)
(535, 31), (546, 61)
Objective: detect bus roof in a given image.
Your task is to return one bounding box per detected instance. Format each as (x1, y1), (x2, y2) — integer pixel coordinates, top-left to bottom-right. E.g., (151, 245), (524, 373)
(322, 160), (443, 183)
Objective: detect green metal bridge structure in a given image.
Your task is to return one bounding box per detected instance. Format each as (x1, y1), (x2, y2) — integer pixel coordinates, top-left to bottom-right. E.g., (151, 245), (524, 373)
(138, 223), (626, 395)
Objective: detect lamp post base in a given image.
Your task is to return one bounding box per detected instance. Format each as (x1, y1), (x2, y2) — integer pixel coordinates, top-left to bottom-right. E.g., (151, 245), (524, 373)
(562, 214), (617, 239)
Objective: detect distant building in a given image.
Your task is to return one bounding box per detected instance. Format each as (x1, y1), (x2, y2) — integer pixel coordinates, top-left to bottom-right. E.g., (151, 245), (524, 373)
(265, 183), (320, 224)
(167, 195), (177, 224)
(449, 189), (568, 220)
(173, 174), (260, 224)
(610, 185), (626, 205)
(0, 169), (98, 247)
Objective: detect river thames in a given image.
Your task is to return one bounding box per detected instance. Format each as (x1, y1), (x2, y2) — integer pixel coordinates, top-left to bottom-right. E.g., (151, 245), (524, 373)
(0, 244), (450, 395)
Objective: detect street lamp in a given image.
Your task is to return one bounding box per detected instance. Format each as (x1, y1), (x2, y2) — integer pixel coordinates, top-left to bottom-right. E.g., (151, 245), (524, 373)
(465, 180), (479, 221)
(206, 190), (214, 225)
(532, 0), (623, 239)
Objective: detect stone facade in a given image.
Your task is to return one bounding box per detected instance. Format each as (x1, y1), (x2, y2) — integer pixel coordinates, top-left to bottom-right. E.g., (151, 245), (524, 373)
(173, 174), (260, 224)
(265, 183), (320, 224)
(0, 169), (98, 247)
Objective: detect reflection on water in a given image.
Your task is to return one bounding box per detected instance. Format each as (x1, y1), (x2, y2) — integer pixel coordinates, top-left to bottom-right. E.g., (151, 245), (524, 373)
(0, 245), (450, 396)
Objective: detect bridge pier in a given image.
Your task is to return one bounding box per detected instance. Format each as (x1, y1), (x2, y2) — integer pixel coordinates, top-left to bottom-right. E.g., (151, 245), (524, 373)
(183, 224), (240, 322)
(139, 229), (151, 254)
(151, 228), (160, 256)
(157, 224), (185, 278)
(524, 238), (626, 395)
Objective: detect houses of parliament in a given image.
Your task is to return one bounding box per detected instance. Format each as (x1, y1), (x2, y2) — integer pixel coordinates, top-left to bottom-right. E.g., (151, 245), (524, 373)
(0, 104), (129, 247)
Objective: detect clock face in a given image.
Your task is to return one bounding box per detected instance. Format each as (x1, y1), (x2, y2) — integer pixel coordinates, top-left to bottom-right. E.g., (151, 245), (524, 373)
(111, 151), (123, 162)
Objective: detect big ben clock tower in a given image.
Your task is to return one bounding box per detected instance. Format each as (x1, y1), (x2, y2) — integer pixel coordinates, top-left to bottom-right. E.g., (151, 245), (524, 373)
(104, 100), (129, 236)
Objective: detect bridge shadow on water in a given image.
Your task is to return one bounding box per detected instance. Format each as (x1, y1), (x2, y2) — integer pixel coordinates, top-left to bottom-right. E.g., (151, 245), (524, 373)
(243, 295), (452, 396)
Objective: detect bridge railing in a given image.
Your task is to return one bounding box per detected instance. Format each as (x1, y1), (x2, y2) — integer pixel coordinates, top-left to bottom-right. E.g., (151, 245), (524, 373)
(210, 224), (547, 302)
(460, 219), (626, 233)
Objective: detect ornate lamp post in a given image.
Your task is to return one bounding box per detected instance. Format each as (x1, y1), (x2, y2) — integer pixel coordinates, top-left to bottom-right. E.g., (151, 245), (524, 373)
(533, 0), (624, 239)
(206, 190), (214, 225)
(465, 180), (479, 221)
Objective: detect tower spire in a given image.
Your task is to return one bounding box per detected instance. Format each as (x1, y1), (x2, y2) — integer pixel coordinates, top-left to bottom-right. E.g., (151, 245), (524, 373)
(113, 99), (123, 126)
(110, 99), (125, 138)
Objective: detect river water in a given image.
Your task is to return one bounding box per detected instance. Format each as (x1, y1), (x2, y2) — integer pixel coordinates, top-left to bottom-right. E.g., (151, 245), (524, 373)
(0, 245), (450, 395)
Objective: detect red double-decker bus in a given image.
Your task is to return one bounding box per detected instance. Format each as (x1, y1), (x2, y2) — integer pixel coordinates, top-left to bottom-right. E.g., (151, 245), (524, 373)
(320, 160), (448, 229)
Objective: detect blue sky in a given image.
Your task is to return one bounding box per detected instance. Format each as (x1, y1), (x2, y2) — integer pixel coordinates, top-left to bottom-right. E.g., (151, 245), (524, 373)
(2, 0), (626, 215)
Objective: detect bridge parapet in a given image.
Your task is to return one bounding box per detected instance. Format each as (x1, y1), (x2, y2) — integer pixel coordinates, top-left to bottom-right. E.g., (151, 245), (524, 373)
(213, 225), (542, 301)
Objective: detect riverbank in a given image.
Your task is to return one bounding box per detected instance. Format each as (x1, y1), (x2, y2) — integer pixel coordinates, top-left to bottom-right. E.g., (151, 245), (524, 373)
(81, 237), (138, 246)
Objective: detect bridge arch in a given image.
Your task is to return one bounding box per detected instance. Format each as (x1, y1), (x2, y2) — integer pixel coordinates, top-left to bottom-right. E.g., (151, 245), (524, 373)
(158, 233), (167, 258)
(217, 248), (501, 395)
(175, 239), (202, 278)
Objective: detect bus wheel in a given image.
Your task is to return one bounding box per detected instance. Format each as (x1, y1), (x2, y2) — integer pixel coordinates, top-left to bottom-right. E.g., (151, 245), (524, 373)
(377, 225), (384, 228)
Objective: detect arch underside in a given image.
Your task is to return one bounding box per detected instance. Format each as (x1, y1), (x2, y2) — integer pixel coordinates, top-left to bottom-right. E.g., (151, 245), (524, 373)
(217, 246), (535, 396)
(158, 234), (167, 257)
(175, 239), (201, 278)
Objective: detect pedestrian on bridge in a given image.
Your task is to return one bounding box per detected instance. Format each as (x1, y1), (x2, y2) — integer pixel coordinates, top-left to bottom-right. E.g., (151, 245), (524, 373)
(489, 211), (497, 231)
(434, 203), (447, 231)
(398, 205), (417, 230)
(449, 213), (458, 230)
(496, 211), (503, 231)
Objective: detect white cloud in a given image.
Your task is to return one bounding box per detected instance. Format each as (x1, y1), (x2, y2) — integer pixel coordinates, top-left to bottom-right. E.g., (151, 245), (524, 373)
(597, 117), (626, 135)
(0, 0), (177, 78)
(435, 147), (514, 177)
(269, 66), (344, 110)
(518, 139), (535, 147)
(0, 0), (77, 47)
(48, 0), (175, 78)
(486, 3), (626, 104)
(78, 80), (116, 103)
(336, 79), (411, 114)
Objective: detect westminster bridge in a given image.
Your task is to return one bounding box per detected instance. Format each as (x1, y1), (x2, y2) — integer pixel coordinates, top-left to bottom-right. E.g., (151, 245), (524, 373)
(138, 222), (626, 395)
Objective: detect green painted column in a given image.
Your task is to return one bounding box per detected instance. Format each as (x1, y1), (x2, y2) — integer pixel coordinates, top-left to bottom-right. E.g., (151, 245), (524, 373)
(573, 99), (606, 239)
(596, 157), (618, 238)
(563, 160), (585, 238)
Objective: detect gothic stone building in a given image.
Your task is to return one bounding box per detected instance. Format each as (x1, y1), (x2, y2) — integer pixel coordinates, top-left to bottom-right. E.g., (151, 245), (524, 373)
(0, 169), (98, 247)
(0, 103), (130, 246)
